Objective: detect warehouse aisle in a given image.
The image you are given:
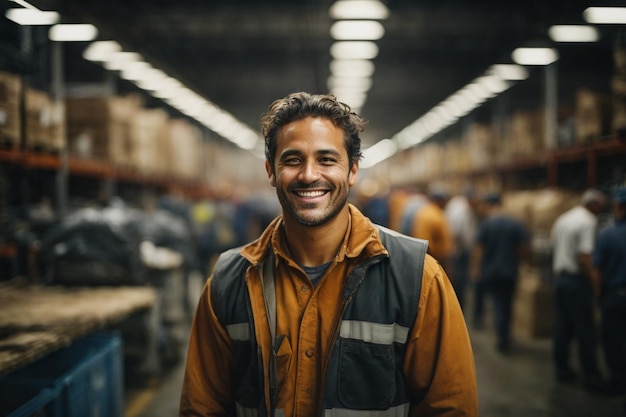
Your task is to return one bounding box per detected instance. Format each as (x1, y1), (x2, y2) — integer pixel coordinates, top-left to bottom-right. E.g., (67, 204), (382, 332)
(124, 279), (626, 417)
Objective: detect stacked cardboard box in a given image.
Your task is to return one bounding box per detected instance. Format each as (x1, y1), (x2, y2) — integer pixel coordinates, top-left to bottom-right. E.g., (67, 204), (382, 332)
(503, 188), (580, 240)
(166, 118), (202, 181)
(574, 88), (613, 144)
(612, 47), (626, 136)
(464, 122), (497, 170)
(442, 138), (469, 176)
(129, 108), (169, 175)
(0, 70), (22, 147)
(24, 88), (66, 152)
(65, 95), (142, 164)
(503, 108), (545, 159)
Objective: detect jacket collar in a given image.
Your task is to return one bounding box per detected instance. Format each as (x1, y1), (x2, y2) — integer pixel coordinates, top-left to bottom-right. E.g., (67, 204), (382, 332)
(240, 203), (388, 266)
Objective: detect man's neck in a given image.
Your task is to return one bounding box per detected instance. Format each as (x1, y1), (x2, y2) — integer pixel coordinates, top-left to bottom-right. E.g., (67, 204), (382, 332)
(281, 207), (350, 267)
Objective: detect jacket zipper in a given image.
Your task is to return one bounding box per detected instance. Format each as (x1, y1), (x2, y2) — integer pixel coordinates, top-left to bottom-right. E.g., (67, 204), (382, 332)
(316, 294), (351, 417)
(315, 256), (384, 417)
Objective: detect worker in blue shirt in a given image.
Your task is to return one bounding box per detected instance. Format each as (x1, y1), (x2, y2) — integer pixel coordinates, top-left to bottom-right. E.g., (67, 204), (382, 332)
(592, 185), (626, 405)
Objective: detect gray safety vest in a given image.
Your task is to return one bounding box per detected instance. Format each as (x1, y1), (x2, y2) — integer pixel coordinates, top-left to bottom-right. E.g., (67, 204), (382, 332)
(211, 226), (428, 417)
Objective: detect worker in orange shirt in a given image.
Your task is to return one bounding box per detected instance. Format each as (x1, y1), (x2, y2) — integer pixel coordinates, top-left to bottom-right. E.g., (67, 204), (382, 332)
(407, 183), (455, 274)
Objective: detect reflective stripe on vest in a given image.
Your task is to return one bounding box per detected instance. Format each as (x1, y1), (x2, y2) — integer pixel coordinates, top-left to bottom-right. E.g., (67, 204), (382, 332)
(227, 323), (250, 341)
(324, 403), (410, 417)
(235, 403), (286, 417)
(230, 320), (409, 347)
(340, 320), (409, 345)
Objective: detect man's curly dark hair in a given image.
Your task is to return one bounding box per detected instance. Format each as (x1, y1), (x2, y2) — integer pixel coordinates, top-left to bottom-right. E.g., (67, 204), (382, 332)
(261, 92), (366, 170)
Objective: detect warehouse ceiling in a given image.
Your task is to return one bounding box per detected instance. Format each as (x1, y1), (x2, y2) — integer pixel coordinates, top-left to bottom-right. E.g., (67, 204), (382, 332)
(1, 0), (623, 150)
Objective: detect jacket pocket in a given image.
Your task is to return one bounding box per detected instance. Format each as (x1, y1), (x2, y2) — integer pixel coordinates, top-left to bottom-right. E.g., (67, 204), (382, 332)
(337, 338), (396, 408)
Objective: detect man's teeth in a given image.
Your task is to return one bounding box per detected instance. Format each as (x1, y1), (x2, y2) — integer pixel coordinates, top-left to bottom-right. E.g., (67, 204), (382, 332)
(297, 190), (326, 197)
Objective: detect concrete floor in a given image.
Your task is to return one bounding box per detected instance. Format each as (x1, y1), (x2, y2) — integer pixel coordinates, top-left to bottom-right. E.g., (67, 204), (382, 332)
(124, 279), (626, 417)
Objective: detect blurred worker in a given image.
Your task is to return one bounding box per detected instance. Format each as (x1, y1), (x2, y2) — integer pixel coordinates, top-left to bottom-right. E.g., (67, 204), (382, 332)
(180, 92), (478, 416)
(592, 185), (626, 400)
(471, 192), (530, 353)
(406, 183), (454, 273)
(445, 186), (479, 310)
(387, 186), (418, 232)
(550, 188), (609, 392)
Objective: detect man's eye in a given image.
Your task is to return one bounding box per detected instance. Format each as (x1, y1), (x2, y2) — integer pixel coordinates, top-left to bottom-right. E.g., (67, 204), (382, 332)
(283, 157), (301, 165)
(320, 157), (336, 164)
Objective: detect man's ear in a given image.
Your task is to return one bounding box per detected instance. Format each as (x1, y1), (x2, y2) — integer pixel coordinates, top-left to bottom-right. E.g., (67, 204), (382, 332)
(265, 160), (276, 187)
(348, 162), (359, 187)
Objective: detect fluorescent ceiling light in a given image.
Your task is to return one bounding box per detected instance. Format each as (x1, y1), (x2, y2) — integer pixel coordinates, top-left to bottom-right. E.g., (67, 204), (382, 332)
(150, 79), (185, 99)
(330, 41), (379, 59)
(548, 25), (600, 42)
(463, 82), (493, 102)
(488, 64), (529, 81)
(231, 130), (259, 150)
(327, 75), (372, 91)
(331, 90), (367, 107)
(330, 59), (375, 77)
(102, 51), (143, 70)
(395, 121), (429, 149)
(475, 75), (509, 94)
(441, 94), (474, 117)
(583, 7), (626, 24)
(329, 0), (389, 20)
(512, 47), (559, 66)
(49, 24), (98, 41)
(330, 20), (385, 40)
(361, 139), (397, 168)
(119, 62), (152, 81)
(83, 41), (122, 62)
(6, 8), (59, 25)
(431, 105), (457, 124)
(136, 77), (168, 92)
(132, 69), (168, 88)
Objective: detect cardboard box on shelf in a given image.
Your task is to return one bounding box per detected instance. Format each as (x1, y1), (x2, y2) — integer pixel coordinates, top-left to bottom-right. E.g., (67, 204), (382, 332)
(504, 108), (546, 158)
(24, 88), (67, 153)
(464, 122), (498, 170)
(574, 88), (613, 144)
(129, 108), (170, 175)
(166, 118), (203, 181)
(65, 96), (141, 164)
(0, 70), (22, 147)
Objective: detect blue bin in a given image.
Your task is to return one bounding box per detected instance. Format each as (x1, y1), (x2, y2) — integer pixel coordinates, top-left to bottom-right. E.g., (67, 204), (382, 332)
(0, 332), (124, 417)
(0, 385), (61, 417)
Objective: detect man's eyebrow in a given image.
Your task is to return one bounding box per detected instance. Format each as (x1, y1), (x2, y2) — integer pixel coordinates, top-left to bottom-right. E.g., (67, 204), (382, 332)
(316, 149), (342, 158)
(278, 148), (342, 160)
(278, 149), (303, 160)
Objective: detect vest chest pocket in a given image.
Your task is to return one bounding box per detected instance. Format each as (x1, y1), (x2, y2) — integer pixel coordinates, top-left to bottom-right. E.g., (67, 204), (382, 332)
(337, 338), (396, 408)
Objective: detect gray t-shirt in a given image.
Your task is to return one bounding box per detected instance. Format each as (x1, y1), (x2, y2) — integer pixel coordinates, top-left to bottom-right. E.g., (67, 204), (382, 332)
(301, 261), (333, 287)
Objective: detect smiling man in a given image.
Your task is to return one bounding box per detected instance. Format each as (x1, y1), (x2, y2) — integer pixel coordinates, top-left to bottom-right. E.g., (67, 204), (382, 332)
(180, 92), (478, 417)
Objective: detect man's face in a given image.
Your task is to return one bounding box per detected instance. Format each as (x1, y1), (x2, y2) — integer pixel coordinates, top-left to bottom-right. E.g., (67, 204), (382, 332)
(265, 116), (358, 227)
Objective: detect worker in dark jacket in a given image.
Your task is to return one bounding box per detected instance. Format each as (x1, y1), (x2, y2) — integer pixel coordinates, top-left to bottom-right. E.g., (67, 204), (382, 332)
(471, 192), (529, 353)
(592, 185), (626, 404)
(180, 92), (478, 416)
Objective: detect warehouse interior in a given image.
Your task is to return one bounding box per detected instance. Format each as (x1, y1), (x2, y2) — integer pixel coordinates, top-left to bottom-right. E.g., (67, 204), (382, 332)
(1, 0), (626, 416)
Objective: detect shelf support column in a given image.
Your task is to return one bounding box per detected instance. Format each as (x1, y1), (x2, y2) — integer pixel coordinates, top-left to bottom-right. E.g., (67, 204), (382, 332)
(51, 41), (68, 217)
(544, 63), (558, 151)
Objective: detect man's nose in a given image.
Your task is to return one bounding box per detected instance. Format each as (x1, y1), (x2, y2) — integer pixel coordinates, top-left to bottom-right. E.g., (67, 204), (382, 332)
(298, 160), (321, 183)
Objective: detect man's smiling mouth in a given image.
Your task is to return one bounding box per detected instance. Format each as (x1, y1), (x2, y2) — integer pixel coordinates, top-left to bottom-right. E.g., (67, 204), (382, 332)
(296, 190), (327, 198)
